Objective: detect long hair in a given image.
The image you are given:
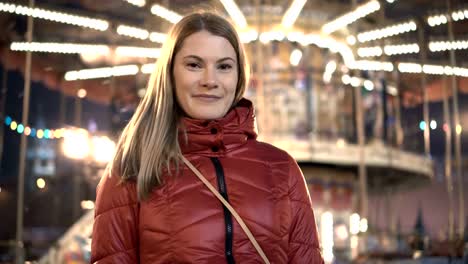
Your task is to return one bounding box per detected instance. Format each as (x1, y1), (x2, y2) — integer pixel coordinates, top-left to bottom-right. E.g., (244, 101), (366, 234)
(109, 11), (250, 200)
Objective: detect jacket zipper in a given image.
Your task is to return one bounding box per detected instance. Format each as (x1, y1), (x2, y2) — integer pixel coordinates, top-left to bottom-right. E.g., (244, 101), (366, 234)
(210, 157), (235, 264)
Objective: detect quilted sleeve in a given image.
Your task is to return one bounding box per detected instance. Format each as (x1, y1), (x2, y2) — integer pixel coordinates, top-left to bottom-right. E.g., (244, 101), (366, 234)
(286, 155), (324, 264)
(90, 170), (139, 264)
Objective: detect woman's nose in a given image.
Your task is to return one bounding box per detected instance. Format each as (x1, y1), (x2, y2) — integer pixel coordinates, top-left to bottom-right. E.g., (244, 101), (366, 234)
(200, 68), (218, 89)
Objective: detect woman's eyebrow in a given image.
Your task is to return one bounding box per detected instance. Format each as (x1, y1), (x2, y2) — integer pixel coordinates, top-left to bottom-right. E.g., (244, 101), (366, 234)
(217, 57), (236, 63)
(183, 55), (203, 61)
(182, 55), (236, 63)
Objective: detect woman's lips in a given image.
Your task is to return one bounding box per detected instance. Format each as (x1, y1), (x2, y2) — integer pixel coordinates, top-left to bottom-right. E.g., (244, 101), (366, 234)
(192, 94), (221, 102)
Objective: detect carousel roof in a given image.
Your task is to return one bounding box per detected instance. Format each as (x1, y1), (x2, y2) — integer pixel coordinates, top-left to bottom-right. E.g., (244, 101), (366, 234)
(0, 0), (466, 105)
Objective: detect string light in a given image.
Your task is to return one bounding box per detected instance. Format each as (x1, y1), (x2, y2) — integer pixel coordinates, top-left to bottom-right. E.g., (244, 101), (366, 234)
(357, 21), (417, 43)
(117, 25), (167, 43)
(116, 26), (167, 44)
(357, 44), (419, 57)
(24, 126), (31, 136)
(36, 178), (46, 189)
(398, 62), (422, 73)
(282, 0), (307, 28)
(427, 14), (448, 27)
(0, 2), (109, 31)
(363, 80), (374, 91)
(10, 121), (17, 131)
(322, 0), (380, 34)
(350, 213), (360, 235)
(141, 63), (155, 74)
(238, 29), (258, 43)
(150, 4), (182, 24)
(287, 31), (304, 42)
(342, 74), (351, 85)
(259, 31), (286, 43)
(115, 47), (161, 58)
(17, 124), (24, 133)
(116, 25), (149, 40)
(423, 64), (445, 75)
(321, 212), (334, 263)
(323, 61), (337, 83)
(66, 63), (163, 80)
(427, 8), (468, 27)
(398, 62), (468, 77)
(11, 42), (162, 59)
(429, 40), (468, 52)
(77, 89), (87, 98)
(347, 36), (356, 45)
(357, 46), (382, 57)
(360, 218), (368, 233)
(54, 129), (64, 138)
(64, 65), (139, 81)
(149, 32), (167, 43)
(344, 60), (468, 77)
(124, 0), (145, 7)
(451, 9), (468, 22)
(387, 85), (398, 96)
(419, 121), (426, 131)
(37, 129), (44, 139)
(219, 0), (248, 28)
(342, 75), (378, 92)
(138, 88), (146, 98)
(384, 43), (419, 55)
(44, 129), (52, 139)
(350, 77), (361, 87)
(452, 67), (468, 77)
(3, 115), (65, 140)
(4, 116), (12, 126)
(10, 42), (110, 54)
(290, 49), (303, 66)
(351, 60), (394, 72)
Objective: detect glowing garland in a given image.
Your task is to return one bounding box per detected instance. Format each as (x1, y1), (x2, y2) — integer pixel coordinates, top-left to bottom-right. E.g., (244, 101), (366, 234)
(4, 115), (65, 139)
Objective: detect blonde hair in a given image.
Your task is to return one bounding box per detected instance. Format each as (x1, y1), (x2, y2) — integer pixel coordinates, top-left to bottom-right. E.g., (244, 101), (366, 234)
(110, 11), (250, 199)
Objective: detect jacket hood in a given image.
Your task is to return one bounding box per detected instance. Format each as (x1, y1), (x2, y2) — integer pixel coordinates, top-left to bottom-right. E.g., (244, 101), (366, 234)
(178, 98), (257, 156)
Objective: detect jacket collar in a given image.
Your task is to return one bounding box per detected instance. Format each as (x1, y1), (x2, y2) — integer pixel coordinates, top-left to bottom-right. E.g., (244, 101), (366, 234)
(178, 98), (257, 157)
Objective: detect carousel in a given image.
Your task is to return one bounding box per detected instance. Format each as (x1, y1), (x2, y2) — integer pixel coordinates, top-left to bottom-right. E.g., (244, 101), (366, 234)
(1, 0), (466, 263)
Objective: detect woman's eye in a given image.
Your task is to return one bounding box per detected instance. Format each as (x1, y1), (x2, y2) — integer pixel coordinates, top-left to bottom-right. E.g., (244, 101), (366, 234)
(218, 64), (233, 70)
(186, 62), (201, 69)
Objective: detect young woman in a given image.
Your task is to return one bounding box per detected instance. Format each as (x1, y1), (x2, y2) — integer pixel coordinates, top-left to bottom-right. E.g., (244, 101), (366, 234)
(91, 11), (324, 264)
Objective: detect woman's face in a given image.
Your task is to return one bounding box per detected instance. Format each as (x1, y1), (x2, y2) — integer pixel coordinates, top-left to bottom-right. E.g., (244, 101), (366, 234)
(173, 30), (238, 120)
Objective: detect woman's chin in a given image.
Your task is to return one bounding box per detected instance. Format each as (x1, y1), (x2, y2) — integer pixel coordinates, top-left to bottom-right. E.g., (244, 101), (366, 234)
(191, 114), (224, 120)
(187, 109), (226, 120)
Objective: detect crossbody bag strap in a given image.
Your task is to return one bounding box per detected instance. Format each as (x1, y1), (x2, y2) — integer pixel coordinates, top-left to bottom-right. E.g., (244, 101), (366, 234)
(180, 155), (270, 264)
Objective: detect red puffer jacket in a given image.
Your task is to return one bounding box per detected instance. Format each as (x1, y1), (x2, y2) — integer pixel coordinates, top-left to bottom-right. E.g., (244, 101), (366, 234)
(91, 99), (324, 264)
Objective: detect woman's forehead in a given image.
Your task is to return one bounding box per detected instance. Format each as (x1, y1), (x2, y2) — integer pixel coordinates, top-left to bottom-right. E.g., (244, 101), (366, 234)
(177, 30), (237, 60)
